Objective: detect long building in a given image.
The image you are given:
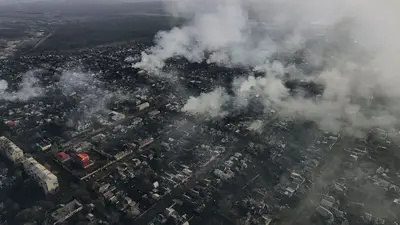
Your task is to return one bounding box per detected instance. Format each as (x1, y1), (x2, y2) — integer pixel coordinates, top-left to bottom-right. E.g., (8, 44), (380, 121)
(23, 157), (59, 194)
(47, 199), (83, 225)
(0, 136), (24, 163)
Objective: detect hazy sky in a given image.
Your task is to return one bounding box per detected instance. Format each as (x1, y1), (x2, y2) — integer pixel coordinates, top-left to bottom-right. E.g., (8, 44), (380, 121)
(0, 0), (163, 5)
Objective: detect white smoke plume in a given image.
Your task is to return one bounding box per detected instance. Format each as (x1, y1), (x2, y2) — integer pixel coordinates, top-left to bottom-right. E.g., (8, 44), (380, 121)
(0, 70), (44, 101)
(248, 120), (264, 133)
(182, 87), (230, 118)
(58, 70), (99, 96)
(58, 70), (128, 120)
(135, 0), (400, 135)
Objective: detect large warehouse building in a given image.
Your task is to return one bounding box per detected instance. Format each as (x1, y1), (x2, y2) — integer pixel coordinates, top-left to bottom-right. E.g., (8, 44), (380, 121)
(0, 136), (24, 163)
(23, 157), (59, 194)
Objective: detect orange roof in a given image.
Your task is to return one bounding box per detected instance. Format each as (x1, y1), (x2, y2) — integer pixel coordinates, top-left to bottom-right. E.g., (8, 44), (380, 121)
(76, 153), (89, 161)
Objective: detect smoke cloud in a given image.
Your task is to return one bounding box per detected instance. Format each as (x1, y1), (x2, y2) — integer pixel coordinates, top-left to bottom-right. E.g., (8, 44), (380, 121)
(135, 0), (400, 135)
(58, 70), (117, 117)
(57, 69), (131, 124)
(0, 70), (44, 101)
(182, 87), (230, 118)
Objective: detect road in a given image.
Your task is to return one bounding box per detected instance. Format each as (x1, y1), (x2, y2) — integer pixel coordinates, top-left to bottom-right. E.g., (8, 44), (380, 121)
(134, 139), (235, 224)
(21, 27), (57, 55)
(61, 98), (168, 150)
(61, 105), (280, 224)
(278, 134), (349, 225)
(32, 30), (55, 50)
(131, 112), (285, 224)
(53, 99), (169, 182)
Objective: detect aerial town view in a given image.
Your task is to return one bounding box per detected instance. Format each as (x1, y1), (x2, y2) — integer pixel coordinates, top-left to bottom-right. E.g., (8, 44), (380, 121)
(0, 0), (400, 225)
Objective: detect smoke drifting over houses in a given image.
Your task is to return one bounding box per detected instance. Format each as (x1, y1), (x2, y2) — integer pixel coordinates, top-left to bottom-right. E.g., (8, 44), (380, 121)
(134, 0), (400, 135)
(57, 69), (130, 122)
(182, 87), (230, 118)
(0, 70), (44, 102)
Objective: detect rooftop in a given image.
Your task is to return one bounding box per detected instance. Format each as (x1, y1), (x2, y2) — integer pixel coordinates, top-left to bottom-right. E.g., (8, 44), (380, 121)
(49, 199), (83, 225)
(23, 157), (58, 183)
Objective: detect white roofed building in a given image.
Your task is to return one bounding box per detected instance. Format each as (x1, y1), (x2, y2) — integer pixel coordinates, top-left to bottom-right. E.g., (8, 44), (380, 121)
(23, 157), (59, 194)
(0, 136), (24, 163)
